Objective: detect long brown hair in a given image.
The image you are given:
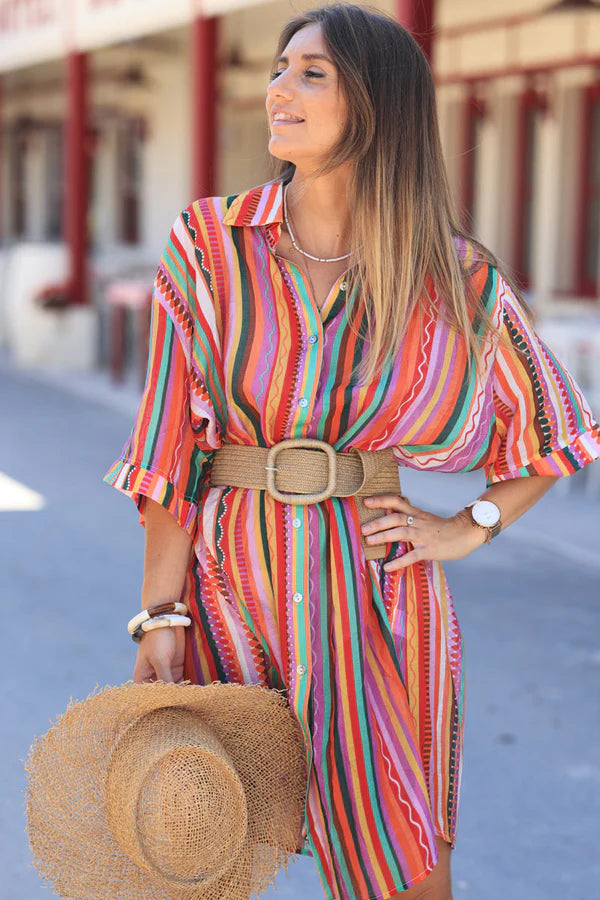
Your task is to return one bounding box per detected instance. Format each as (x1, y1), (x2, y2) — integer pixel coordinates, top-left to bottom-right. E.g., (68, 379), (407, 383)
(269, 2), (526, 383)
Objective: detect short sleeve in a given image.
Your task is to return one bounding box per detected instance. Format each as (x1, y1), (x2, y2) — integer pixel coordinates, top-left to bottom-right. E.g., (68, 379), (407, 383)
(484, 272), (600, 486)
(103, 209), (222, 540)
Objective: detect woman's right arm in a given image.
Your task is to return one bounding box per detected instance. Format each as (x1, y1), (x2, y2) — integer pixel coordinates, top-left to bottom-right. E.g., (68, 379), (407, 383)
(133, 497), (194, 684)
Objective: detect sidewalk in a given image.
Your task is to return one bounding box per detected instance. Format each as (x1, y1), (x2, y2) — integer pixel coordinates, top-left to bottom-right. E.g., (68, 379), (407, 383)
(2, 347), (598, 570)
(401, 465), (600, 572)
(2, 349), (599, 900)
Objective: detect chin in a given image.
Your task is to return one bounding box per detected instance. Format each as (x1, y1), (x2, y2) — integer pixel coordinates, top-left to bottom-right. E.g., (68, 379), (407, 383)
(268, 139), (297, 162)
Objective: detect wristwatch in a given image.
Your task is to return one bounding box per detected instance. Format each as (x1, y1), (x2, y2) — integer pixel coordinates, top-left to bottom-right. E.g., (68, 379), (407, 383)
(464, 499), (502, 543)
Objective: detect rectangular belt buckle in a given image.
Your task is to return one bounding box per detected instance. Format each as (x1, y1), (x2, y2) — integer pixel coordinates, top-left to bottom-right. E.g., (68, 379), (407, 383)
(265, 438), (337, 505)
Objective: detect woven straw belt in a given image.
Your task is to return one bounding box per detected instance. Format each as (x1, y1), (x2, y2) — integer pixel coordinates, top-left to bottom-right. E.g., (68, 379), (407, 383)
(209, 438), (402, 561)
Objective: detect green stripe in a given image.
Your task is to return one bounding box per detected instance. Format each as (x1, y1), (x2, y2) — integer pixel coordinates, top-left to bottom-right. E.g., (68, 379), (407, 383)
(335, 504), (407, 887)
(309, 502), (354, 895)
(141, 310), (175, 470)
(229, 226), (262, 437)
(191, 567), (229, 683)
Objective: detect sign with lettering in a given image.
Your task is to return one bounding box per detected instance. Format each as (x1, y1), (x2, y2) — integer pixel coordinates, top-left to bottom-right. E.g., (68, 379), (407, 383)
(74, 0), (192, 51)
(203, 0), (271, 12)
(0, 0), (273, 72)
(0, 0), (64, 72)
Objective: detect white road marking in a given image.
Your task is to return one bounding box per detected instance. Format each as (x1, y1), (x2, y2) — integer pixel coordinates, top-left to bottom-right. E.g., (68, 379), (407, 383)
(0, 472), (45, 511)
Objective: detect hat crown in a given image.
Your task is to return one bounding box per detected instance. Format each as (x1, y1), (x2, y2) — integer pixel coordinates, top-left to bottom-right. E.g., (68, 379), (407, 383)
(26, 680), (309, 900)
(105, 707), (248, 886)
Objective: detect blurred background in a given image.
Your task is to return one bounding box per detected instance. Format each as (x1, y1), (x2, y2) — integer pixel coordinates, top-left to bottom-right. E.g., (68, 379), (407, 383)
(1, 1), (599, 899)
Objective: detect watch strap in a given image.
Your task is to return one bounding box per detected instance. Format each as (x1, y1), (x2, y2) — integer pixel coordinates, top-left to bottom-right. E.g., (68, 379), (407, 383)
(487, 520), (502, 540)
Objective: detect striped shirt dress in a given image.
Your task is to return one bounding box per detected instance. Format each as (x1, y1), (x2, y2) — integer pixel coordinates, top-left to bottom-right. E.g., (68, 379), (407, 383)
(104, 177), (600, 899)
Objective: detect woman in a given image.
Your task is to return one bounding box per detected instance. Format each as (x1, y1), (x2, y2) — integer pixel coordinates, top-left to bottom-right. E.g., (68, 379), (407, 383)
(104, 4), (600, 899)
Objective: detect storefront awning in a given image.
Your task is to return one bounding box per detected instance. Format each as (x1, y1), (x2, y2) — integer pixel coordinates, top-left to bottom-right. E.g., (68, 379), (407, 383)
(0, 0), (272, 73)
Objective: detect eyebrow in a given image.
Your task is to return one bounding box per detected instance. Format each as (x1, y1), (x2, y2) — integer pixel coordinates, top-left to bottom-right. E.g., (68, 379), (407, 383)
(276, 53), (334, 65)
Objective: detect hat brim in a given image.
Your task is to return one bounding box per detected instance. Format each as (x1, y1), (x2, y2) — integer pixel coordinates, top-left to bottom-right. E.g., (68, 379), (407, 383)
(25, 680), (308, 900)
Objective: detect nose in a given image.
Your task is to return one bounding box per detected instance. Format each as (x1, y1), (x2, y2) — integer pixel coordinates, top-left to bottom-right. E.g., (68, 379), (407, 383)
(267, 70), (294, 102)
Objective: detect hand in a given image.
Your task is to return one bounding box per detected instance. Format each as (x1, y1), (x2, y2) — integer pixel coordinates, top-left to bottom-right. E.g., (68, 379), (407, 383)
(361, 494), (486, 572)
(133, 625), (186, 684)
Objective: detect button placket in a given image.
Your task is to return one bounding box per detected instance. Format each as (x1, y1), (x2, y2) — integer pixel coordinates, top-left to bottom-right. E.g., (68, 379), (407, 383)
(276, 255), (321, 419)
(288, 507), (310, 690)
(279, 262), (322, 693)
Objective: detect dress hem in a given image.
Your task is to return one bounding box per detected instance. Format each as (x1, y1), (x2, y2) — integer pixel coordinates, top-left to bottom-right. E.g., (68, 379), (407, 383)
(103, 458), (199, 538)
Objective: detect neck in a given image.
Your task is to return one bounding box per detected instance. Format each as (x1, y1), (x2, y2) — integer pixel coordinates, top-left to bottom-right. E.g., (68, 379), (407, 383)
(283, 164), (353, 259)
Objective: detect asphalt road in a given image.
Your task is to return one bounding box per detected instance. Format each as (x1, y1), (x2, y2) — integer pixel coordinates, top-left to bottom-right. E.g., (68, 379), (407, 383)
(1, 361), (599, 900)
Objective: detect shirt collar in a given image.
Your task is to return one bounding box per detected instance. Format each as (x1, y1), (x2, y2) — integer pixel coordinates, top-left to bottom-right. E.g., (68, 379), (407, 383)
(222, 177), (285, 228)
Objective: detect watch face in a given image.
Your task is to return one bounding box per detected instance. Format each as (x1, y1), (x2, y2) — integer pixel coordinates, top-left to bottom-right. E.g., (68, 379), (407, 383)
(472, 500), (501, 528)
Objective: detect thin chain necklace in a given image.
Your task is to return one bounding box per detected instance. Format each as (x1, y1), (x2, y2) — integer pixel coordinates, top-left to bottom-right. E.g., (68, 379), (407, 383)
(284, 186), (346, 313)
(283, 182), (352, 263)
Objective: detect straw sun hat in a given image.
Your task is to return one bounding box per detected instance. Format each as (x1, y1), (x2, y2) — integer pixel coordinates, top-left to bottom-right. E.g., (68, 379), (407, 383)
(25, 680), (309, 900)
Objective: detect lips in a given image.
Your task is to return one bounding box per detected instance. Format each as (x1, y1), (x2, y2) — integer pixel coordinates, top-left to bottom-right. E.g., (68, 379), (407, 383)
(271, 112), (305, 125)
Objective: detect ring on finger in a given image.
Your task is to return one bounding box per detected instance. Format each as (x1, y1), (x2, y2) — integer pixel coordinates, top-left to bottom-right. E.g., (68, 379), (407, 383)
(406, 515), (415, 526)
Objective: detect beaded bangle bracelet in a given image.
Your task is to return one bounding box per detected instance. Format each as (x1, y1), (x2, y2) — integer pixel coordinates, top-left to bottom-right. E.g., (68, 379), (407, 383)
(127, 601), (188, 635)
(131, 613), (191, 644)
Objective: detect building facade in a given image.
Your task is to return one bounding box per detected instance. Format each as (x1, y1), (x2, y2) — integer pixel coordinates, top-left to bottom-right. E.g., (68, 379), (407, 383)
(0, 0), (599, 404)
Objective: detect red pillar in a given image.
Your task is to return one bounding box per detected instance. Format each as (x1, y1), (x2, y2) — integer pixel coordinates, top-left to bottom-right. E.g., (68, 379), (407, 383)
(191, 16), (218, 199)
(396, 0), (436, 63)
(63, 52), (89, 305)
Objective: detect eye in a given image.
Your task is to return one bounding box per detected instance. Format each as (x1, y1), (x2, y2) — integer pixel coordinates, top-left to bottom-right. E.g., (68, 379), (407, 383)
(269, 68), (325, 82)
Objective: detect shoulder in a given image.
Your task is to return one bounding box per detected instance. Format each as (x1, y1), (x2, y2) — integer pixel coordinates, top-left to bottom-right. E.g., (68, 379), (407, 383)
(452, 233), (490, 275)
(163, 181), (283, 279)
(451, 234), (499, 317)
(179, 178), (284, 235)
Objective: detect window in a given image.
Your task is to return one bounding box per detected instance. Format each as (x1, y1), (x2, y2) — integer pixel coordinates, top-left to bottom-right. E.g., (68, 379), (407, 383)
(513, 88), (547, 290)
(460, 89), (486, 233)
(576, 84), (600, 297)
(45, 122), (63, 240)
(116, 117), (144, 244)
(9, 120), (27, 239)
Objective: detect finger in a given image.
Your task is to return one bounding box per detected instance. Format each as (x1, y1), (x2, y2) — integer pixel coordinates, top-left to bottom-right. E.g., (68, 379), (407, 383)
(365, 524), (417, 545)
(362, 512), (407, 533)
(383, 549), (423, 571)
(363, 494), (417, 513)
(153, 659), (175, 683)
(133, 655), (157, 684)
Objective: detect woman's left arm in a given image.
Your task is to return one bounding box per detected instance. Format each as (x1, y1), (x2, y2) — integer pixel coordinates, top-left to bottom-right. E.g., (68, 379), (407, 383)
(362, 474), (559, 572)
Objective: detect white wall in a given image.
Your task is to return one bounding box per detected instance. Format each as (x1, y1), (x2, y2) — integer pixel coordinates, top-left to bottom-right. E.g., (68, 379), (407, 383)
(435, 0), (600, 79)
(89, 30), (192, 257)
(142, 48), (193, 254)
(2, 0), (600, 369)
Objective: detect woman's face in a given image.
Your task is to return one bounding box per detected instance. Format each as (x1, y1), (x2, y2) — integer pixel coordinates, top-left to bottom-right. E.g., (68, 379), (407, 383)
(266, 23), (347, 169)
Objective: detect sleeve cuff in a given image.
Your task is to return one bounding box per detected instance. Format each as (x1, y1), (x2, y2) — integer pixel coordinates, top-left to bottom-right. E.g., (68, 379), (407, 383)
(103, 458), (199, 539)
(485, 425), (600, 485)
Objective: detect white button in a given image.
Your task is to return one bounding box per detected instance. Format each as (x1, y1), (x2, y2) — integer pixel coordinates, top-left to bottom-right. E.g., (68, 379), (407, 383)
(293, 592), (303, 603)
(340, 281), (347, 291)
(297, 664), (306, 675)
(292, 517), (302, 528)
(308, 335), (317, 344)
(298, 397), (308, 408)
